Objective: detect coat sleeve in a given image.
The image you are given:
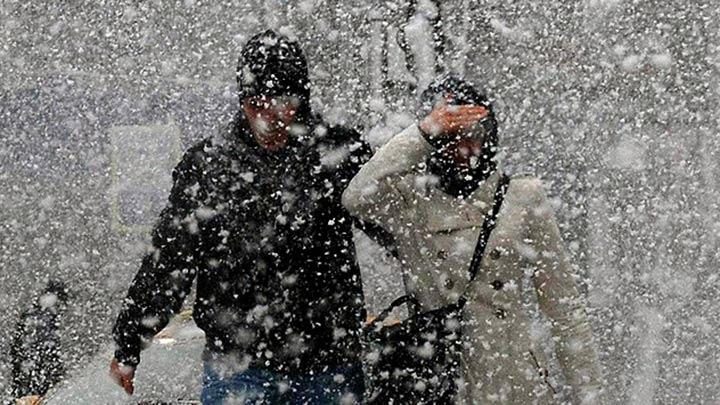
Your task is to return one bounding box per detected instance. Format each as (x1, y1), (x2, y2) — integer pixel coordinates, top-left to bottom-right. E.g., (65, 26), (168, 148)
(341, 124), (433, 231)
(112, 148), (205, 367)
(520, 178), (605, 404)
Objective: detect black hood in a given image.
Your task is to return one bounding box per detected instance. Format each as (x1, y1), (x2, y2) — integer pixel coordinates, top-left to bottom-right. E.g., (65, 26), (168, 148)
(236, 30), (311, 103)
(421, 74), (499, 198)
(234, 30), (315, 152)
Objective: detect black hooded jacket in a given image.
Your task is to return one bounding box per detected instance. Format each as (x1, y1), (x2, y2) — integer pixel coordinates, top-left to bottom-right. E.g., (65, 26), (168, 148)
(113, 112), (372, 373)
(113, 31), (375, 373)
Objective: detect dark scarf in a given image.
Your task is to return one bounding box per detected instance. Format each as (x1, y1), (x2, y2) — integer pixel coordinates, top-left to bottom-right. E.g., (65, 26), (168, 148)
(427, 148), (497, 198)
(424, 119), (498, 198)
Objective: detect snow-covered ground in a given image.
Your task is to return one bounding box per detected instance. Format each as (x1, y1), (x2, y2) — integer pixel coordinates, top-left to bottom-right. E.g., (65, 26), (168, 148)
(44, 316), (205, 405)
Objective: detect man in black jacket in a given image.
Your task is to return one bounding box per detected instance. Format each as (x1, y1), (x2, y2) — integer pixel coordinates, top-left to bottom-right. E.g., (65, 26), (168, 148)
(110, 30), (371, 404)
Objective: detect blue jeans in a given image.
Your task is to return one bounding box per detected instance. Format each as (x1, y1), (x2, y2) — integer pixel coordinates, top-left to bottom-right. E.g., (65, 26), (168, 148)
(201, 362), (364, 404)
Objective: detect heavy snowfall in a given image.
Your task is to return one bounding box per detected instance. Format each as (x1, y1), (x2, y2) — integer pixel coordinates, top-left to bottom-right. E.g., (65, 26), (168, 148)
(1, 0), (718, 404)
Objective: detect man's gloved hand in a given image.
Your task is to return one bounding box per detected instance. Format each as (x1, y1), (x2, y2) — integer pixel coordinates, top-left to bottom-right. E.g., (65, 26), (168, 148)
(419, 103), (489, 139)
(109, 357), (135, 395)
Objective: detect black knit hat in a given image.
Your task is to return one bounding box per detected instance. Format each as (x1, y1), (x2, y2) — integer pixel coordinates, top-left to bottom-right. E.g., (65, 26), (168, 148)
(236, 30), (311, 102)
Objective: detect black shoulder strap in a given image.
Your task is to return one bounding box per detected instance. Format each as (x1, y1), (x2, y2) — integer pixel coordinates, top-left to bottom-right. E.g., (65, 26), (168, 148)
(458, 173), (510, 308)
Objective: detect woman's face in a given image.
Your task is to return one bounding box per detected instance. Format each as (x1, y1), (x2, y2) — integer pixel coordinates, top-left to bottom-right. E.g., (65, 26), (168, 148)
(242, 95), (300, 151)
(443, 137), (485, 169)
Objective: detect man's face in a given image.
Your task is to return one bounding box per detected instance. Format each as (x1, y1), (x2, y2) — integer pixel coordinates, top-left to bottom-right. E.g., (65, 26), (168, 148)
(242, 95), (300, 151)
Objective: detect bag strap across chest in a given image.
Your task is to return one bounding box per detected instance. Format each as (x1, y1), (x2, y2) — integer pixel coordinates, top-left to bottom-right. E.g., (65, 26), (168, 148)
(456, 172), (510, 309)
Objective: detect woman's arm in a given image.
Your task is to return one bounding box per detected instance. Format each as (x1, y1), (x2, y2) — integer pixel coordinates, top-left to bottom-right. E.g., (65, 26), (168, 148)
(342, 125), (433, 230)
(521, 178), (605, 404)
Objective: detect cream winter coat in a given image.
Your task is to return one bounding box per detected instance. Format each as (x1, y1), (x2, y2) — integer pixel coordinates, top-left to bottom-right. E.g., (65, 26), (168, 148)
(343, 125), (604, 404)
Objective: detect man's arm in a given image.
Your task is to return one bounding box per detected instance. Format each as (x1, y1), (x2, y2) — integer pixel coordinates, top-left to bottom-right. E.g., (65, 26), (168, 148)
(521, 178), (605, 404)
(111, 147), (205, 372)
(311, 125), (398, 258)
(323, 126), (401, 257)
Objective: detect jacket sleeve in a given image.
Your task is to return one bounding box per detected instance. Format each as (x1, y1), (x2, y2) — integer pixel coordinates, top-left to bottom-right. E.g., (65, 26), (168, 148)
(112, 149), (204, 367)
(328, 127), (400, 258)
(341, 124), (432, 231)
(521, 178), (605, 404)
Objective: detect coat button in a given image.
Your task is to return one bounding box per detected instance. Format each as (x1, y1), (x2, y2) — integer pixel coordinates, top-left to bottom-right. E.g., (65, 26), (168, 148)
(490, 280), (504, 290)
(444, 278), (455, 290)
(494, 308), (506, 319)
(489, 248), (502, 260)
(437, 250), (448, 260)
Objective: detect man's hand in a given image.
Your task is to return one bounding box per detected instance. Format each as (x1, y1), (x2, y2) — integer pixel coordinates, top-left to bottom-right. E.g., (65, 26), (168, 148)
(109, 358), (135, 395)
(419, 104), (489, 139)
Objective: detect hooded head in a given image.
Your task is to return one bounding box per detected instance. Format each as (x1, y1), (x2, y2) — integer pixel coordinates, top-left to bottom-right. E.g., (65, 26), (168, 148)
(235, 30), (314, 151)
(418, 74), (498, 148)
(420, 74), (499, 197)
(36, 279), (69, 311)
(237, 30), (311, 105)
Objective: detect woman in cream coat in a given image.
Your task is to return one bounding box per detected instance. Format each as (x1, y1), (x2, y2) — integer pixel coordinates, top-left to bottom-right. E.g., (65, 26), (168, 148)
(343, 76), (604, 404)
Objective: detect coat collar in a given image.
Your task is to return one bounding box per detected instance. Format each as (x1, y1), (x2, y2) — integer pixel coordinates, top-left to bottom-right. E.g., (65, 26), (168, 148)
(422, 170), (502, 233)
